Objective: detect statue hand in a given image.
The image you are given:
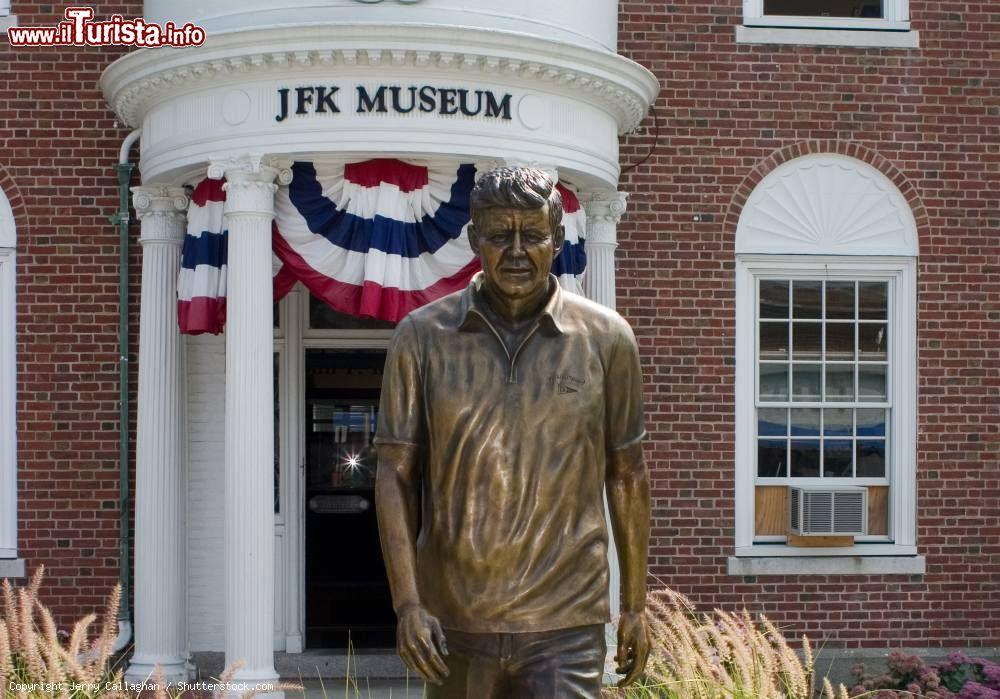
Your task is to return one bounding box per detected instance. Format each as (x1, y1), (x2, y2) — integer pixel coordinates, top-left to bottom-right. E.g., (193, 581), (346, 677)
(396, 603), (450, 685)
(615, 609), (651, 687)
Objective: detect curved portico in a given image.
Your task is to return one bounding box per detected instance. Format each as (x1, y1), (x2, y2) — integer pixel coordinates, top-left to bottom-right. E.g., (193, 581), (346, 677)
(100, 1), (656, 691)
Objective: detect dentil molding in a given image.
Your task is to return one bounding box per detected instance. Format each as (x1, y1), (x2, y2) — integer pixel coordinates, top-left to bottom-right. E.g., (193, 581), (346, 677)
(100, 24), (658, 136)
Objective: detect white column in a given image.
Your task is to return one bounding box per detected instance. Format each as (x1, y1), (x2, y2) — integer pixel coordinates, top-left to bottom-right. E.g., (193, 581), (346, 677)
(580, 190), (627, 310)
(209, 155), (290, 695)
(126, 186), (189, 684)
(580, 189), (629, 683)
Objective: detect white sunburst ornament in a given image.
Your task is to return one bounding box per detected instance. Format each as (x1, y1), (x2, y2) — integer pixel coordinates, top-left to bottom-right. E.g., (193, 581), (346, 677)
(736, 153), (918, 257)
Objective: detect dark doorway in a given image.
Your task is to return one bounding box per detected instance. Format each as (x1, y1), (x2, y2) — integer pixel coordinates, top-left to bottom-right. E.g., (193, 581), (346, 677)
(304, 348), (396, 649)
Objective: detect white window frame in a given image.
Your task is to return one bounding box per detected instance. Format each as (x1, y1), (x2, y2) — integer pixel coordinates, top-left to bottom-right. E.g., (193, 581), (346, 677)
(744, 0), (910, 30)
(733, 255), (918, 563)
(737, 0), (919, 48)
(0, 190), (19, 569)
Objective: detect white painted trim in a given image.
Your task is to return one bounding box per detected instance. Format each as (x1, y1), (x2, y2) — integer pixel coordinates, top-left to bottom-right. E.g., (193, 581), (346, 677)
(736, 154), (919, 256)
(744, 16), (909, 31)
(0, 16), (17, 33)
(728, 554), (925, 576)
(276, 286), (305, 653)
(99, 24), (659, 135)
(0, 245), (16, 560)
(0, 557), (25, 578)
(736, 25), (919, 48)
(734, 255), (918, 559)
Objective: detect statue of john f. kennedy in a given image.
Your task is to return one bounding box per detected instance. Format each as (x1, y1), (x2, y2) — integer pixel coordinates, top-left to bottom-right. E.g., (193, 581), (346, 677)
(374, 166), (651, 698)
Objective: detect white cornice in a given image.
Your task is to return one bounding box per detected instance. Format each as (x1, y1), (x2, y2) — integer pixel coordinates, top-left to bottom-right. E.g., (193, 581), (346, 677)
(100, 23), (659, 135)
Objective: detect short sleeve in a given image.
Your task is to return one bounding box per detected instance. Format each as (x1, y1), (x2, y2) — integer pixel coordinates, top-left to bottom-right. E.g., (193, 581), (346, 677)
(605, 321), (647, 452)
(374, 315), (425, 447)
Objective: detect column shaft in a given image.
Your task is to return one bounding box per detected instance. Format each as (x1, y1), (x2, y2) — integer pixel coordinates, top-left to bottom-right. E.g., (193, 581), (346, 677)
(213, 156), (290, 692)
(127, 186), (189, 684)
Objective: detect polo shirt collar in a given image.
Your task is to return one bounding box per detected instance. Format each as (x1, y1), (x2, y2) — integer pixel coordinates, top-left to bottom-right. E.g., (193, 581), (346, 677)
(459, 271), (566, 335)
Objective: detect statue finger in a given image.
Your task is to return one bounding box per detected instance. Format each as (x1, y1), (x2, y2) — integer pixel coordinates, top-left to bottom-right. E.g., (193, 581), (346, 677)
(399, 647), (425, 680)
(621, 664), (644, 687)
(418, 635), (450, 679)
(429, 618), (449, 656)
(410, 643), (445, 685)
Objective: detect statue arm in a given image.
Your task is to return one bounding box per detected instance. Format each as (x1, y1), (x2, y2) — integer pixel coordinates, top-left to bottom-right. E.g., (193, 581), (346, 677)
(375, 443), (450, 685)
(606, 440), (651, 615)
(606, 440), (652, 687)
(375, 442), (423, 613)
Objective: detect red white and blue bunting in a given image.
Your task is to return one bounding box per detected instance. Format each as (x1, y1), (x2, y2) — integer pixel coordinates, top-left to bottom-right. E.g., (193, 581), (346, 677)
(178, 159), (587, 335)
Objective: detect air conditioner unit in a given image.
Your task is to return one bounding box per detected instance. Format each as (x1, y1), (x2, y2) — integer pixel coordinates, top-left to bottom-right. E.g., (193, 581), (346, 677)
(788, 485), (867, 536)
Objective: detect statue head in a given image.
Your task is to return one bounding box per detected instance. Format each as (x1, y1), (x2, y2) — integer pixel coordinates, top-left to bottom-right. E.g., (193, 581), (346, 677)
(467, 166), (565, 303)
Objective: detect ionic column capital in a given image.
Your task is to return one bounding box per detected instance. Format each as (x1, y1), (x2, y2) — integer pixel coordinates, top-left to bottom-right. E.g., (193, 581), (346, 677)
(579, 189), (628, 225)
(209, 154), (293, 218)
(131, 186), (188, 246)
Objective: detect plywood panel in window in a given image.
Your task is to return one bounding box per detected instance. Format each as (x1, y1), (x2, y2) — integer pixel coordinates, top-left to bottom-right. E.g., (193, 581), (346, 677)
(755, 486), (787, 535)
(868, 485), (888, 535)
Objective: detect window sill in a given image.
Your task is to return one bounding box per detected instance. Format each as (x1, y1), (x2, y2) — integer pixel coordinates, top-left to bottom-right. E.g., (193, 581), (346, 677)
(0, 557), (26, 578)
(727, 554), (925, 576)
(735, 25), (919, 48)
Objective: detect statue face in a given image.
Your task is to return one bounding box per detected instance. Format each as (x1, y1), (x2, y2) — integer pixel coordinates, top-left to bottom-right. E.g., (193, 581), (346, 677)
(469, 204), (565, 302)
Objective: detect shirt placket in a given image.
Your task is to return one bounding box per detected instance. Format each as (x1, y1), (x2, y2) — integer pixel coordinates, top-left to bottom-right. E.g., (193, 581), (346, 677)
(477, 316), (541, 384)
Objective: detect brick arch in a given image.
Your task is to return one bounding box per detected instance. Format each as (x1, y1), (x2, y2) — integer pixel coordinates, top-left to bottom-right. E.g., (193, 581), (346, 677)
(724, 141), (928, 247)
(0, 162), (27, 247)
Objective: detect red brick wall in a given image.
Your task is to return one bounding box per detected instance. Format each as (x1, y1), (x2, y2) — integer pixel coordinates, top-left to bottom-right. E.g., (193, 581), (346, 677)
(2, 1), (144, 630)
(617, 0), (1000, 647)
(3, 0), (998, 650)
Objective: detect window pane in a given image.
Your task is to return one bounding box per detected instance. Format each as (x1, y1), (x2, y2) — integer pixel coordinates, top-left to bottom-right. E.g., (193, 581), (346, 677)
(792, 280), (822, 319)
(760, 280), (789, 319)
(310, 295), (395, 330)
(858, 364), (887, 400)
(856, 408), (887, 437)
(825, 323), (855, 361)
(790, 440), (820, 477)
(825, 281), (855, 320)
(758, 440), (788, 477)
(763, 0), (883, 18)
(792, 363), (822, 401)
(790, 408), (821, 436)
(859, 281), (888, 319)
(825, 364), (855, 401)
(760, 322), (789, 359)
(824, 440), (854, 477)
(857, 440), (886, 477)
(824, 408), (853, 436)
(759, 363), (789, 401)
(792, 322), (822, 361)
(758, 408), (787, 437)
(273, 302), (280, 329)
(859, 323), (888, 360)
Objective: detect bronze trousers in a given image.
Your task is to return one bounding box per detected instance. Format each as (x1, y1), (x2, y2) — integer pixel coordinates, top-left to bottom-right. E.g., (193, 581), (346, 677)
(425, 625), (606, 699)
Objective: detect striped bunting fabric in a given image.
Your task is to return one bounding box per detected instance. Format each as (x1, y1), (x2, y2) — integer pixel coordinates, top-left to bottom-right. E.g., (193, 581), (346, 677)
(178, 159), (587, 334)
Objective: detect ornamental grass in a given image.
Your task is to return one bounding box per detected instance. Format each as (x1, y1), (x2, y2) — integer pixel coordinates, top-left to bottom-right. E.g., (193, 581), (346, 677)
(604, 587), (852, 699)
(1, 566), (303, 698)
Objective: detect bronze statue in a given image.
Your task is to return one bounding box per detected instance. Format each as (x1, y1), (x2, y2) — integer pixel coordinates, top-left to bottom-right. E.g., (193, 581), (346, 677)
(374, 166), (651, 698)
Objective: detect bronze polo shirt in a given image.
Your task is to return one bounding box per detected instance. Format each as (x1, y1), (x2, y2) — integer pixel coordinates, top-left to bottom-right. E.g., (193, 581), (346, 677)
(374, 272), (646, 633)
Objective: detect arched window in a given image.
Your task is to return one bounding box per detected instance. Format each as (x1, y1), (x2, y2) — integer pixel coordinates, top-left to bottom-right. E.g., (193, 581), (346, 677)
(0, 187), (19, 573)
(730, 154), (923, 575)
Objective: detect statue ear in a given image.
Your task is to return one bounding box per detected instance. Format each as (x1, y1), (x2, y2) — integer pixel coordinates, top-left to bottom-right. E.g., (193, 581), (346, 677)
(468, 223), (481, 255)
(552, 224), (565, 256)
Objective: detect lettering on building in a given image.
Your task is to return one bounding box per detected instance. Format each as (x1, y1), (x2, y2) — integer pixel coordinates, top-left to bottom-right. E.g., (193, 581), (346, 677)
(275, 84), (513, 122)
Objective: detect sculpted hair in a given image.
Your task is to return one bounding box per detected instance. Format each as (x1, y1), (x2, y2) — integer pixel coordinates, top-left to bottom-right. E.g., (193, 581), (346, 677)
(470, 166), (564, 235)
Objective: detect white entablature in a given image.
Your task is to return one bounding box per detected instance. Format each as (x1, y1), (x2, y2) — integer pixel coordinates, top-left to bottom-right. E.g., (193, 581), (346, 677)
(100, 20), (658, 188)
